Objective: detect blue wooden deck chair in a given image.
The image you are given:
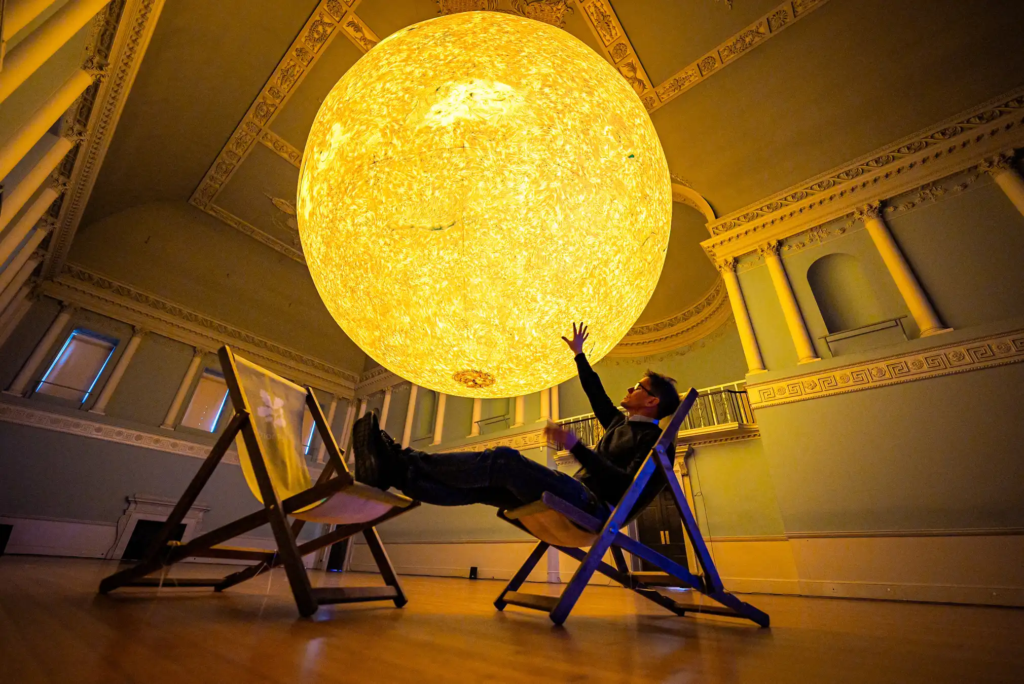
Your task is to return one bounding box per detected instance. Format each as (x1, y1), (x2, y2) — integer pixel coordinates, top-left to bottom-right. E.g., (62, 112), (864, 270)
(494, 388), (769, 627)
(100, 346), (419, 617)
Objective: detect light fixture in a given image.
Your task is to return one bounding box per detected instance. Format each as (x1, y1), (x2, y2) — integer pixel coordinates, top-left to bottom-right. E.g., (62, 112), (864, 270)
(298, 11), (671, 398)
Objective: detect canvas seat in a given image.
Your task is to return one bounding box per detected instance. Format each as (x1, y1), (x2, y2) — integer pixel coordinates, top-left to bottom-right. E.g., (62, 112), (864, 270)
(495, 388), (770, 628)
(99, 346), (419, 618)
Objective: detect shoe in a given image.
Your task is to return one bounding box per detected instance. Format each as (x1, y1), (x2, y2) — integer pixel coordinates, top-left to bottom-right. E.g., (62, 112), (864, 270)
(352, 412), (390, 490)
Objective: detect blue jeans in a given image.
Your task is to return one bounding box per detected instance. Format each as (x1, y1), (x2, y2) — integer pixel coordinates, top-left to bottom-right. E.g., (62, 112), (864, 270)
(395, 446), (600, 514)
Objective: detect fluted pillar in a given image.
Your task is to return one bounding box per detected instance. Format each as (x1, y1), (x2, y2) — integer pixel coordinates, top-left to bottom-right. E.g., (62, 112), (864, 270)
(379, 386), (393, 429)
(857, 202), (949, 337)
(3, 0), (61, 40)
(0, 68), (91, 181)
(431, 392), (446, 446)
(6, 302), (73, 395)
(512, 395), (525, 427)
(315, 396), (338, 464)
(538, 388), (551, 422)
(0, 138), (69, 234)
(762, 240), (820, 364)
(0, 247), (43, 313)
(0, 285), (35, 349)
(401, 383), (418, 448)
(469, 397), (482, 437)
(160, 348), (205, 428)
(89, 327), (145, 414)
(0, 0), (109, 104)
(984, 153), (1024, 219)
(718, 258), (766, 373)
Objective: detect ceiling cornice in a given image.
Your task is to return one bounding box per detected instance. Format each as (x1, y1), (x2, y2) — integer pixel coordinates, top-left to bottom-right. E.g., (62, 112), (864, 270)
(41, 263), (360, 397)
(574, 0), (655, 109)
(41, 0), (167, 280)
(701, 85), (1024, 262)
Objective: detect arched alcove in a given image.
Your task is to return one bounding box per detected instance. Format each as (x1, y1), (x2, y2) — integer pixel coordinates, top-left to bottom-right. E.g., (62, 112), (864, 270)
(806, 253), (884, 333)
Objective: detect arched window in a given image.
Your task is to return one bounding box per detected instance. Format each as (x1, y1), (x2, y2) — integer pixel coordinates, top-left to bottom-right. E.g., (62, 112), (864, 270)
(806, 253), (884, 333)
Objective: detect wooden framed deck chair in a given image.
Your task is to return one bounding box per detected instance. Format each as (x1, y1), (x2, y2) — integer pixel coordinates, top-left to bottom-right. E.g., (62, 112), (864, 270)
(494, 388), (769, 628)
(99, 346), (419, 617)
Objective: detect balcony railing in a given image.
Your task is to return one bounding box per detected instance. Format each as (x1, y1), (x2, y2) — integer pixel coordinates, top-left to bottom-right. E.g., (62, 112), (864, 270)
(556, 381), (755, 449)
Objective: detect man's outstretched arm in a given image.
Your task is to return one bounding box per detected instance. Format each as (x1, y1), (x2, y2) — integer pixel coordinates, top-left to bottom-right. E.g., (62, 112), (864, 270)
(562, 322), (622, 430)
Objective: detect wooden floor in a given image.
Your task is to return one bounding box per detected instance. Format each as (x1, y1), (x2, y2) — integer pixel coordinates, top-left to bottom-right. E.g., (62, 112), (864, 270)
(1, 557), (1022, 683)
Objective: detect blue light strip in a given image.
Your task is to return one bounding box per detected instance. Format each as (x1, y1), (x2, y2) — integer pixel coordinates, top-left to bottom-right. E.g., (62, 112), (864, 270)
(83, 340), (117, 404)
(210, 388), (230, 432)
(304, 422), (316, 454)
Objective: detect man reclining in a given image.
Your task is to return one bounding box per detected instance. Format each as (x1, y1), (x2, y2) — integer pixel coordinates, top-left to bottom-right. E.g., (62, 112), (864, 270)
(351, 322), (681, 516)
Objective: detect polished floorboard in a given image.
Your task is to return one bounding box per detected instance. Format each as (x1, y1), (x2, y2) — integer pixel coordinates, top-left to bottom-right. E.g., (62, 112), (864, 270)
(0, 556), (1021, 683)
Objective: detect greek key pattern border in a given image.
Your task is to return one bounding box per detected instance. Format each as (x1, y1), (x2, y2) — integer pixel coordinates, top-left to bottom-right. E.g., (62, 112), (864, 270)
(747, 330), (1024, 409)
(651, 0), (831, 113)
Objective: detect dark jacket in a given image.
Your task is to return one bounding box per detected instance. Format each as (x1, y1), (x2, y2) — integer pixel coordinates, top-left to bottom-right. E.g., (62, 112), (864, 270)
(569, 353), (671, 507)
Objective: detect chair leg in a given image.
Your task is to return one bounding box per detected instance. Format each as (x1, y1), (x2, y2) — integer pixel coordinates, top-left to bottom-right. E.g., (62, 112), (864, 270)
(495, 541), (549, 610)
(361, 527), (408, 608)
(549, 532), (616, 626)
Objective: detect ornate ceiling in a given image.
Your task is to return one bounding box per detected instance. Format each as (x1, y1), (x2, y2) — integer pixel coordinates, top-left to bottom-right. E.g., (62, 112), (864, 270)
(64, 0), (1024, 372)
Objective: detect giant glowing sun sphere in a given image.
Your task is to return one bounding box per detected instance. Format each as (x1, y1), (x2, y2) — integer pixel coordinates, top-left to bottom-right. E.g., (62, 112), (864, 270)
(297, 11), (671, 398)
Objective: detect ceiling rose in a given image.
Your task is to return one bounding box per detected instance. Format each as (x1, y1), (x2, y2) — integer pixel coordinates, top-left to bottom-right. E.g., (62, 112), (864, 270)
(297, 11), (671, 398)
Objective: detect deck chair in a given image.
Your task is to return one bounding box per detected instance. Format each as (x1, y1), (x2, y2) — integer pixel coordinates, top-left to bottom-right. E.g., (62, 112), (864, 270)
(99, 346), (419, 617)
(494, 388), (770, 627)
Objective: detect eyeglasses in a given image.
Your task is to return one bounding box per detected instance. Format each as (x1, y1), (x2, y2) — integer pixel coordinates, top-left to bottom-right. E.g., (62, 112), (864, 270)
(628, 382), (651, 395)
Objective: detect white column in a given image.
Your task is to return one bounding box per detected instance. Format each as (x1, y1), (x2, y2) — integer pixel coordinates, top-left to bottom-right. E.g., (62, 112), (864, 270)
(0, 285), (35, 349)
(6, 302), (73, 395)
(550, 385), (560, 421)
(160, 348), (204, 429)
(357, 397), (368, 418)
(538, 387), (550, 422)
(469, 397), (482, 437)
(0, 138), (69, 234)
(338, 400), (357, 452)
(315, 396), (338, 464)
(431, 392), (446, 446)
(512, 395), (525, 427)
(0, 185), (58, 263)
(379, 386), (393, 429)
(89, 327), (144, 414)
(401, 383), (418, 448)
(0, 0), (109, 104)
(0, 69), (91, 181)
(762, 240), (821, 364)
(3, 0), (61, 40)
(856, 203), (949, 337)
(0, 245), (44, 312)
(984, 153), (1024, 219)
(717, 258), (766, 373)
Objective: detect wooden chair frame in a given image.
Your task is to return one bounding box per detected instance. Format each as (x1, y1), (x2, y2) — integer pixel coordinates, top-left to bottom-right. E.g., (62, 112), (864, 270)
(99, 346), (419, 617)
(494, 388), (770, 627)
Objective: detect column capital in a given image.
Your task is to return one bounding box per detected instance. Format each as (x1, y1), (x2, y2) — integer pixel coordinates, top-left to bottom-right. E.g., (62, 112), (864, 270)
(758, 240), (781, 258)
(48, 175), (70, 195)
(716, 256), (738, 274)
(38, 217), (59, 232)
(980, 152), (1015, 176)
(82, 54), (110, 82)
(854, 201), (884, 221)
(192, 346), (211, 359)
(131, 325), (148, 338)
(58, 301), (78, 315)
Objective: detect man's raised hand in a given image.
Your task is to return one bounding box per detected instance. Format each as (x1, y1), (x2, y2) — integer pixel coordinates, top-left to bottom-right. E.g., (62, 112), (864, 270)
(562, 321), (589, 356)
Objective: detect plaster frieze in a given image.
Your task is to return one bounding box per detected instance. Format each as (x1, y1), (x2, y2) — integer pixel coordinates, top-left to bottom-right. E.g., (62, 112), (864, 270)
(355, 365), (406, 398)
(436, 425), (556, 454)
(44, 263), (360, 397)
(575, 0), (656, 111)
(42, 0), (167, 279)
(747, 328), (1024, 409)
(652, 0), (832, 113)
(703, 87), (1024, 261)
(259, 129), (302, 169)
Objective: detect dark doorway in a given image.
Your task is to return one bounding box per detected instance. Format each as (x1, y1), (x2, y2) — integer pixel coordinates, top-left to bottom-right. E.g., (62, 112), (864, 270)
(326, 537), (350, 572)
(122, 520), (185, 561)
(0, 524), (12, 556)
(634, 489), (688, 571)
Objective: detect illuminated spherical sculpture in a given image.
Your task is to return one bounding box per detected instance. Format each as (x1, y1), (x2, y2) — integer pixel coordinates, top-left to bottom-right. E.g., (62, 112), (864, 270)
(298, 11), (671, 398)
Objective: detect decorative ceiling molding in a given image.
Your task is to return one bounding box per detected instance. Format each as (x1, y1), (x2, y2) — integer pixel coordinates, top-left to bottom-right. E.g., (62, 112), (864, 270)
(747, 328), (1024, 409)
(702, 86), (1024, 262)
(436, 1), (573, 29)
(575, 0), (657, 111)
(188, 0), (365, 258)
(355, 364), (405, 398)
(651, 0), (831, 113)
(608, 277), (731, 357)
(259, 129), (302, 168)
(41, 263), (360, 397)
(41, 0), (167, 280)
(671, 179), (717, 223)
